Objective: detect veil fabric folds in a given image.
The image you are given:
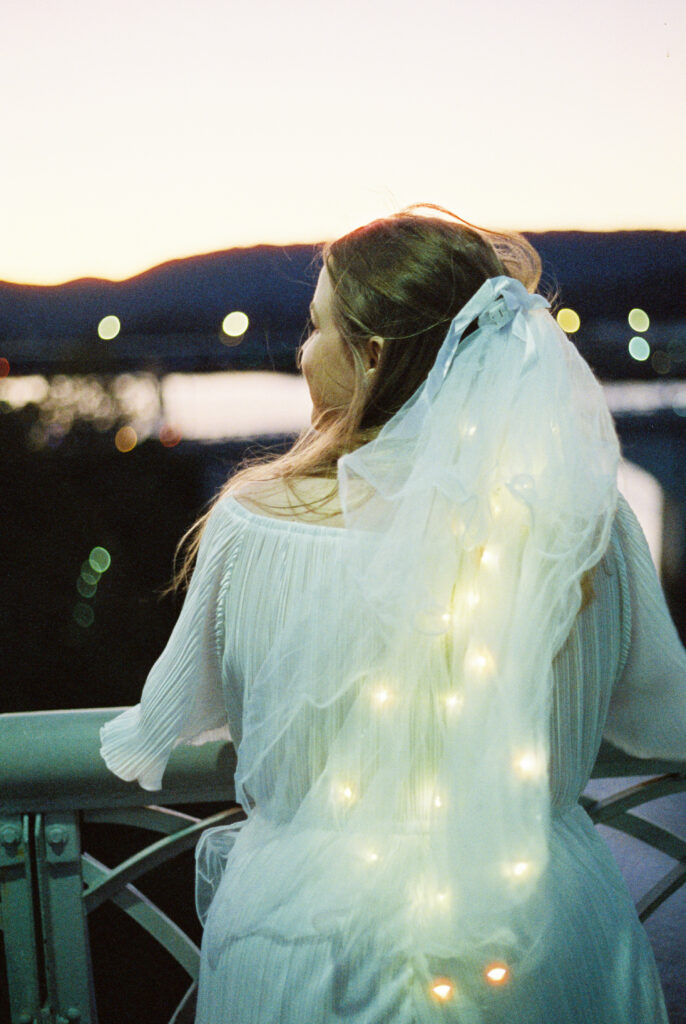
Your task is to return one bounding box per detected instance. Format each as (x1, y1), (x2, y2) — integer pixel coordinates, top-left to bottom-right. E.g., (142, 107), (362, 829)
(196, 276), (620, 1010)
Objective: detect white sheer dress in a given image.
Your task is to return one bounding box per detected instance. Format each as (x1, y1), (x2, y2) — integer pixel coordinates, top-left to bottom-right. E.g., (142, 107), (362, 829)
(100, 490), (686, 1023)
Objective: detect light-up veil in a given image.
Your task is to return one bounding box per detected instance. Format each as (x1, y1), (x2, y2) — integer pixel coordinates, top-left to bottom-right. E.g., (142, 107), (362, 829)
(196, 276), (619, 1017)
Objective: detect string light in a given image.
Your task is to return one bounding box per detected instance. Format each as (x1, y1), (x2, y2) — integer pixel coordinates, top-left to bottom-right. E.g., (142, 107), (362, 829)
(372, 685), (391, 707)
(485, 963), (510, 986)
(430, 978), (455, 1002)
(444, 692), (464, 713)
(464, 644), (495, 679)
(503, 859), (534, 881)
(334, 782), (356, 805)
(364, 850), (380, 864)
(513, 751), (545, 779)
(479, 545), (499, 570)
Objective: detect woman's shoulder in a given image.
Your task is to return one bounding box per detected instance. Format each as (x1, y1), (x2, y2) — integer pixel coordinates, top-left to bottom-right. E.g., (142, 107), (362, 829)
(228, 476), (346, 526)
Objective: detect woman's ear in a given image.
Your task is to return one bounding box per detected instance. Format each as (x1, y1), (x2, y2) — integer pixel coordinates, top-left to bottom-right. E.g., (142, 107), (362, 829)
(364, 335), (385, 371)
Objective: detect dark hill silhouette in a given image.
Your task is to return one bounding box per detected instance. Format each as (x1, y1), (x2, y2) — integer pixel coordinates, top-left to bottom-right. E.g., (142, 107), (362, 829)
(0, 232), (684, 376)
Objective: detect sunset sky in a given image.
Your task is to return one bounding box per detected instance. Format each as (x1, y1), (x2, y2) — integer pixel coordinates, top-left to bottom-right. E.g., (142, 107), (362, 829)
(2, 0), (684, 284)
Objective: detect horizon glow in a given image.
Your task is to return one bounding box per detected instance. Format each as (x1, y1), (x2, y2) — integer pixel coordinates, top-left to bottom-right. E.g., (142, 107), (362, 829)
(2, 0), (684, 285)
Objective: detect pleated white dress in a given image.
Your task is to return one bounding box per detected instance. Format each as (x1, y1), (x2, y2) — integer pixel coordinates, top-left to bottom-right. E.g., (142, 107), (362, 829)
(100, 491), (686, 1023)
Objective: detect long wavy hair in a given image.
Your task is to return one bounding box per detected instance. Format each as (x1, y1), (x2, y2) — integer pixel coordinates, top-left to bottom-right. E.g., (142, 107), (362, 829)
(171, 205), (598, 605)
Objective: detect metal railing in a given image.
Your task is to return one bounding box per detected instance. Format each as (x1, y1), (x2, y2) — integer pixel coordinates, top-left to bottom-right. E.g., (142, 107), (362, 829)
(1, 708), (685, 1024)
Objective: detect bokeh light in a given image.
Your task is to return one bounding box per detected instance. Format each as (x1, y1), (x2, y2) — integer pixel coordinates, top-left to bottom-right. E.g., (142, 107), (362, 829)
(0, 357), (10, 378)
(73, 603), (95, 628)
(159, 424), (182, 447)
(115, 426), (138, 452)
(89, 546), (111, 573)
(76, 577), (97, 599)
(98, 315), (121, 340)
(628, 308), (650, 333)
(221, 311), (249, 339)
(628, 336), (651, 362)
(651, 351), (671, 375)
(556, 308), (581, 333)
(81, 561), (100, 585)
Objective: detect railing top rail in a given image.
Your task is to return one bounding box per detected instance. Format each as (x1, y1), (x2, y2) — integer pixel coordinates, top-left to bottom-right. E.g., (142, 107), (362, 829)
(0, 707), (236, 813)
(0, 707), (683, 815)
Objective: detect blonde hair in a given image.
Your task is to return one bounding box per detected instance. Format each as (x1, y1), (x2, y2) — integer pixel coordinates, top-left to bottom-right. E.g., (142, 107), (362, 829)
(170, 205), (595, 605)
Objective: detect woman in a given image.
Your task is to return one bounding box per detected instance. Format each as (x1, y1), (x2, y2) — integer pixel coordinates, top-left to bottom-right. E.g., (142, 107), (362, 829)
(101, 207), (686, 1023)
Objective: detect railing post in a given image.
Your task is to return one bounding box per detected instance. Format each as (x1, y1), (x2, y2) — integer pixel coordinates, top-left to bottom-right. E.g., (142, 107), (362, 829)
(34, 813), (98, 1024)
(0, 814), (41, 1024)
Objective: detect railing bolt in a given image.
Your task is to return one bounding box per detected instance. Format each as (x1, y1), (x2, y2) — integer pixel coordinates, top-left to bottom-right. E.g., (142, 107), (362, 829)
(1, 824), (21, 848)
(46, 825), (68, 851)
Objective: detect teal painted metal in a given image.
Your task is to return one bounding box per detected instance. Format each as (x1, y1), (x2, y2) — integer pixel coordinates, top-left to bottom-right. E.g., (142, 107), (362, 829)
(0, 708), (684, 1024)
(0, 814), (41, 1023)
(34, 813), (98, 1024)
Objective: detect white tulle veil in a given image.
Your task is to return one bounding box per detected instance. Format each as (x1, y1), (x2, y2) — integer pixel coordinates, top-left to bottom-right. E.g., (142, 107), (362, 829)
(196, 276), (619, 1015)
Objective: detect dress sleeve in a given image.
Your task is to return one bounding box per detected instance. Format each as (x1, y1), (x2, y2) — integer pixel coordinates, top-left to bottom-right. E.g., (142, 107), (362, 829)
(99, 503), (235, 790)
(602, 493), (686, 761)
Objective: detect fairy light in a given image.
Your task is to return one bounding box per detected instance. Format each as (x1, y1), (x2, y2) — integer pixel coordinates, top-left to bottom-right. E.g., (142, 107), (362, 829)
(479, 545), (499, 570)
(430, 978), (455, 1002)
(433, 794), (443, 809)
(365, 849), (380, 864)
(445, 692), (464, 713)
(485, 963), (510, 986)
(334, 782), (356, 805)
(464, 645), (495, 679)
(373, 686), (390, 707)
(503, 859), (534, 881)
(513, 750), (545, 779)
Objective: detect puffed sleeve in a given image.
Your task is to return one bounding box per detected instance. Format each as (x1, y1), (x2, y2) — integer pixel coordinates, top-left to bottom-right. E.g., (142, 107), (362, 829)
(99, 502), (235, 790)
(603, 493), (686, 761)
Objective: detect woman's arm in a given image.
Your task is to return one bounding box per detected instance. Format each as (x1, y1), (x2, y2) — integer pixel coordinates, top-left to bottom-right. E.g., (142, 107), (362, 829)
(99, 503), (235, 790)
(603, 495), (686, 761)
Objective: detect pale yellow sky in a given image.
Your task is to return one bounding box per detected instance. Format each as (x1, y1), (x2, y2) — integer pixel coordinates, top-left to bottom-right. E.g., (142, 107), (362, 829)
(2, 0), (684, 284)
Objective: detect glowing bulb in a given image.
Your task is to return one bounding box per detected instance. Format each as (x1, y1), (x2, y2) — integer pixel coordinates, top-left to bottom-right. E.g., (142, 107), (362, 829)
(485, 963), (510, 985)
(222, 311), (249, 337)
(373, 686), (390, 706)
(479, 545), (499, 570)
(556, 308), (580, 333)
(434, 794), (443, 809)
(445, 692), (464, 713)
(628, 308), (650, 332)
(430, 978), (455, 1002)
(628, 336), (650, 362)
(465, 645), (495, 678)
(336, 783), (355, 805)
(504, 859), (533, 880)
(513, 751), (545, 779)
(365, 850), (379, 864)
(97, 315), (121, 340)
